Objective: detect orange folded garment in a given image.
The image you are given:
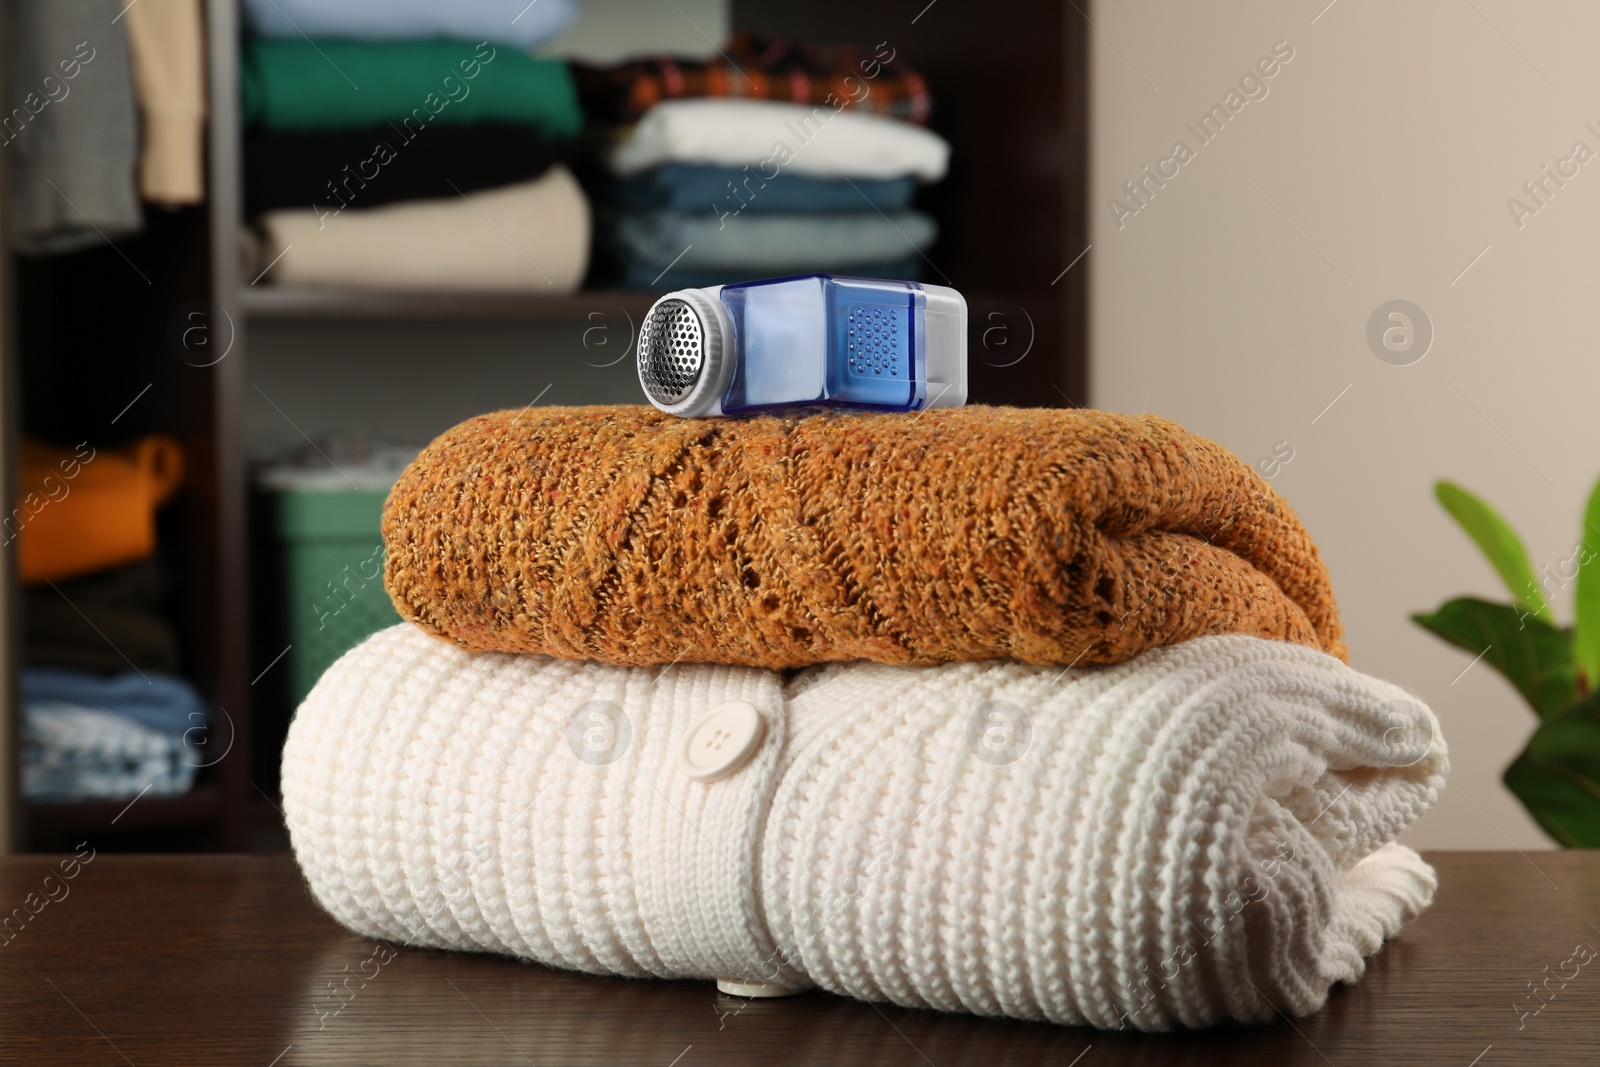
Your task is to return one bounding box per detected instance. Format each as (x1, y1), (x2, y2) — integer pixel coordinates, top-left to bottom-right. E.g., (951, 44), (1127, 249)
(13, 435), (185, 585)
(383, 406), (1343, 669)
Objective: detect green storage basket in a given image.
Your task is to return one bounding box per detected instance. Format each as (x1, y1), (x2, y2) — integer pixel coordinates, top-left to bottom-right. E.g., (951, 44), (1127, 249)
(270, 488), (400, 703)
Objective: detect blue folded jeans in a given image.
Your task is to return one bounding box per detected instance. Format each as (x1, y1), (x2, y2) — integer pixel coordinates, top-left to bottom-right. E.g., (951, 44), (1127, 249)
(622, 257), (924, 291)
(611, 164), (917, 215)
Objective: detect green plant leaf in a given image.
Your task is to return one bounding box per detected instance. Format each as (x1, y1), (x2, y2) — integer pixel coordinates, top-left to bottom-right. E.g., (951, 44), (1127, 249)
(1572, 473), (1600, 693)
(1411, 597), (1577, 719)
(1503, 693), (1600, 847)
(1434, 480), (1553, 624)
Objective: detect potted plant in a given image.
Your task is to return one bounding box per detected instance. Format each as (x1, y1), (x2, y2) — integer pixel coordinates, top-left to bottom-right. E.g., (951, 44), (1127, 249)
(1414, 480), (1600, 846)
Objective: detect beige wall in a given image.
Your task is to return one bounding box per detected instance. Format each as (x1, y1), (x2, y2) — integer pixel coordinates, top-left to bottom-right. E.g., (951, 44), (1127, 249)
(1091, 0), (1600, 848)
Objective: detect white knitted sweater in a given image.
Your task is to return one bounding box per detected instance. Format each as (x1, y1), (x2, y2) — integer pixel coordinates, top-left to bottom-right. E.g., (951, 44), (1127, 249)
(282, 626), (1446, 1031)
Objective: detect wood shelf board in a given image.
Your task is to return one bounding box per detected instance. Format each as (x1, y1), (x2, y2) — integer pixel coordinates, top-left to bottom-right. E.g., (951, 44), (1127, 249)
(25, 785), (221, 837)
(239, 287), (658, 324)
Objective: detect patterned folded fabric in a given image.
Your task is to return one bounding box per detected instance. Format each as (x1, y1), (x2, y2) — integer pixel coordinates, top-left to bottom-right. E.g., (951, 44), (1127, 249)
(284, 626), (1445, 1030)
(574, 32), (932, 126)
(383, 405), (1345, 669)
(21, 667), (206, 803)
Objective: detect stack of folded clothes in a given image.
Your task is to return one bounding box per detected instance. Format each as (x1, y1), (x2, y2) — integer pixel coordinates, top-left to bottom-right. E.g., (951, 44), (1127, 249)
(578, 33), (949, 289)
(25, 561), (180, 676)
(14, 433), (209, 802)
(15, 435), (184, 587)
(282, 405), (1449, 1032)
(21, 670), (206, 802)
(241, 0), (589, 293)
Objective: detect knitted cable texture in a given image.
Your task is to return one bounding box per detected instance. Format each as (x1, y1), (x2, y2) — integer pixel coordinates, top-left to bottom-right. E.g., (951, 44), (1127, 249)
(282, 626), (1443, 1030)
(381, 405), (1345, 669)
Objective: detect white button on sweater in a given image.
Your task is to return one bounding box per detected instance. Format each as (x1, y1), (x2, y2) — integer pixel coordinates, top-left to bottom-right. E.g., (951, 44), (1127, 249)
(282, 625), (1446, 1031)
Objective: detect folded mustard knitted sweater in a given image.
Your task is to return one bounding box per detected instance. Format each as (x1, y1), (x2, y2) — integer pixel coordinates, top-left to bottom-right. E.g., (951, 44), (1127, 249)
(383, 405), (1344, 668)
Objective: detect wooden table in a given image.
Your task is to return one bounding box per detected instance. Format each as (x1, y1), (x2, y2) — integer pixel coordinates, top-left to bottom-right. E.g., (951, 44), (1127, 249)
(2, 852), (1595, 1065)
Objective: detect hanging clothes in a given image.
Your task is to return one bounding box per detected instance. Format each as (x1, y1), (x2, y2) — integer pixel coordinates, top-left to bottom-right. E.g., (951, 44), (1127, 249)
(121, 0), (207, 206)
(4, 0), (143, 253)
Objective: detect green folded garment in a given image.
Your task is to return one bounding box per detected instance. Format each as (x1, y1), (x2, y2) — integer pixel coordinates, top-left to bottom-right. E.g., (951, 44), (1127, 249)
(241, 39), (582, 136)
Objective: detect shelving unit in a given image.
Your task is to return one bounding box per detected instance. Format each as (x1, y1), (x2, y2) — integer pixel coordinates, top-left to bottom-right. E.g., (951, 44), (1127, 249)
(28, 787), (220, 844)
(5, 0), (1089, 851)
(729, 0), (1091, 409)
(239, 287), (658, 323)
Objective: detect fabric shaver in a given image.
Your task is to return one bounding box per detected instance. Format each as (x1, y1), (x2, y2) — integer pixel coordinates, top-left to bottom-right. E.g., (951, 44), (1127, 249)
(637, 273), (967, 416)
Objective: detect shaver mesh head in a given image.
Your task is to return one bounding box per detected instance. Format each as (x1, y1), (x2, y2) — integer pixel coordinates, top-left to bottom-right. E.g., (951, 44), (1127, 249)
(638, 299), (705, 405)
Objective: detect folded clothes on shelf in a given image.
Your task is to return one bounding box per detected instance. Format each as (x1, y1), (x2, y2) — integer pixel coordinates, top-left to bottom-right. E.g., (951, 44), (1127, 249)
(285, 624), (1445, 1030)
(254, 166), (590, 292)
(23, 668), (208, 734)
(619, 258), (924, 292)
(243, 123), (561, 217)
(609, 163), (917, 215)
(14, 435), (186, 585)
(240, 39), (582, 137)
(574, 31), (932, 126)
(22, 703), (197, 802)
(25, 560), (180, 674)
(21, 667), (207, 802)
(241, 0), (578, 50)
(608, 99), (950, 182)
(607, 210), (935, 273)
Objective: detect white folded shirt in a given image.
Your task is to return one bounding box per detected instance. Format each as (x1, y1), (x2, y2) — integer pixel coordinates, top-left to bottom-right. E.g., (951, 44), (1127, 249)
(609, 99), (951, 182)
(255, 166), (590, 293)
